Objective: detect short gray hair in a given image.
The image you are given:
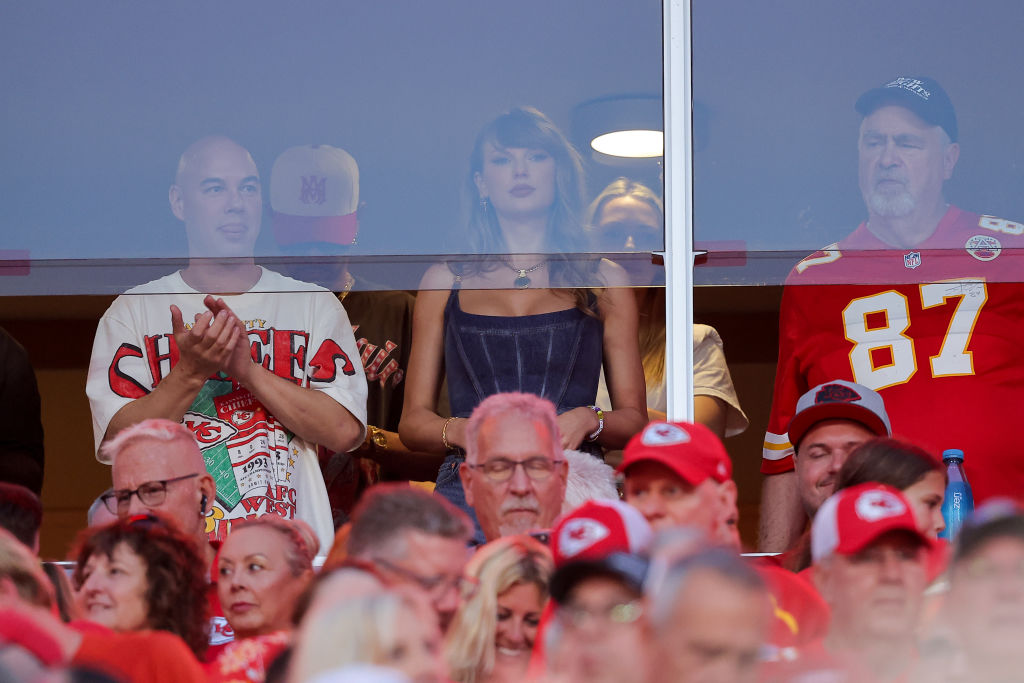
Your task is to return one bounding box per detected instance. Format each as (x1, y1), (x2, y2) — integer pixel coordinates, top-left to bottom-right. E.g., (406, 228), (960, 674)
(347, 484), (472, 559)
(645, 547), (765, 627)
(100, 418), (199, 465)
(465, 392), (561, 464)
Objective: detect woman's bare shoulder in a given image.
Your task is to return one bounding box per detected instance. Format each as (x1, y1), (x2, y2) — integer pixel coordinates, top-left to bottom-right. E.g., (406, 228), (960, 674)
(418, 262), (459, 290)
(596, 257), (631, 288)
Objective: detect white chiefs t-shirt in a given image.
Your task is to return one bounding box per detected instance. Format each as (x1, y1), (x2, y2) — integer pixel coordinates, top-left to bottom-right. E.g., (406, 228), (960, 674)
(87, 268), (368, 556)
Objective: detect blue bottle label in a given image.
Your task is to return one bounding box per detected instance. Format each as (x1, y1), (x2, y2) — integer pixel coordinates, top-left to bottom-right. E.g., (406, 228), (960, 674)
(939, 481), (974, 540)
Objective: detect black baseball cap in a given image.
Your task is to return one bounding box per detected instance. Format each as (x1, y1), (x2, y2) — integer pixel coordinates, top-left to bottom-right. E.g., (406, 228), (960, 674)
(855, 76), (958, 142)
(549, 552), (649, 604)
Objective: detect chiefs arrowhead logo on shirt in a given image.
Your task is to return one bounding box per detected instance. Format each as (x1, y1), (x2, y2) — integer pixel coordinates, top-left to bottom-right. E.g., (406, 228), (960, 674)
(183, 411), (237, 448)
(559, 519), (610, 559)
(854, 490), (907, 522)
(641, 422), (691, 446)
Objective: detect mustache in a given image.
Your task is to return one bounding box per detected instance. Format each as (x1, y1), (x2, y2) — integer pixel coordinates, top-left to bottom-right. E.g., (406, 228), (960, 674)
(499, 495), (540, 515)
(875, 170), (908, 185)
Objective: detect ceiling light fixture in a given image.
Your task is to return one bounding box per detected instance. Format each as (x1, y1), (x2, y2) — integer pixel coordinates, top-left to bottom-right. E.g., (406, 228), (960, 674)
(590, 129), (663, 158)
(571, 94), (662, 161)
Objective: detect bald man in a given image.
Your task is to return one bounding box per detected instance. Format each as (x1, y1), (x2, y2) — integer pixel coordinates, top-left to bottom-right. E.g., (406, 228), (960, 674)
(86, 136), (368, 555)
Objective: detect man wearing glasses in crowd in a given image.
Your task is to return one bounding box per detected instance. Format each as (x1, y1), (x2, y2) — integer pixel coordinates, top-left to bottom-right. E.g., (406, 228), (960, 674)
(459, 392), (568, 543)
(345, 484), (476, 632)
(103, 418), (216, 568)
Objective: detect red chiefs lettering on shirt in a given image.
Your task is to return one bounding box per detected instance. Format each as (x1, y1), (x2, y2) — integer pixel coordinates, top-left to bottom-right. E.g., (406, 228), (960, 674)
(238, 484), (298, 517)
(353, 323), (404, 389)
(105, 327), (357, 397)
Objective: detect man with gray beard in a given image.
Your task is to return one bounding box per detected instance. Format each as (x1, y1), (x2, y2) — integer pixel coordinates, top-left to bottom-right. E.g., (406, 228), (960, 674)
(460, 392), (568, 542)
(759, 76), (1024, 552)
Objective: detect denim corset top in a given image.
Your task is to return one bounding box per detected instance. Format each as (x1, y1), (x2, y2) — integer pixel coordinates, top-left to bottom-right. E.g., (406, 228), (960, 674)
(444, 291), (603, 418)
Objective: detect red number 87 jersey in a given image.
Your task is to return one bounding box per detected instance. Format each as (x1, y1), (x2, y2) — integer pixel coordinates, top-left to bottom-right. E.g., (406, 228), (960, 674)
(763, 206), (1024, 505)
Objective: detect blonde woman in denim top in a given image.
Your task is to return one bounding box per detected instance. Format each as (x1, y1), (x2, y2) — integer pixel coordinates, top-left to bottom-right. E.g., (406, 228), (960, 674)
(399, 107), (648, 531)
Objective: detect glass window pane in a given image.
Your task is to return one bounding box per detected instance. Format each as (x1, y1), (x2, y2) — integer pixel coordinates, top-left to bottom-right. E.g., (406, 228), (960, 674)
(692, 1), (1024, 285)
(1, 1), (664, 294)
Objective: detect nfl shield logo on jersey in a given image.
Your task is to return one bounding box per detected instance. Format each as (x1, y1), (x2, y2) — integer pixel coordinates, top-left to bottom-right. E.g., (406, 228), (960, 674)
(903, 251), (922, 269)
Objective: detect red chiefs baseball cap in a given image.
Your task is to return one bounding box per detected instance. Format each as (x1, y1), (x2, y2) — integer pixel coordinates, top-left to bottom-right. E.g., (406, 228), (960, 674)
(549, 500), (652, 604)
(811, 483), (931, 563)
(617, 421), (731, 485)
(550, 499), (653, 567)
(787, 380), (892, 451)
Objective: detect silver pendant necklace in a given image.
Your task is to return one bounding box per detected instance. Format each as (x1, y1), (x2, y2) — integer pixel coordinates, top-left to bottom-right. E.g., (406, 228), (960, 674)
(503, 259), (545, 288)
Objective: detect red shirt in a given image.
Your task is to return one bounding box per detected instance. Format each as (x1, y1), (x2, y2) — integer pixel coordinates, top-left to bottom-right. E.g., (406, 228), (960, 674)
(71, 622), (206, 682)
(763, 207), (1024, 504)
(205, 630), (290, 683)
(750, 558), (831, 650)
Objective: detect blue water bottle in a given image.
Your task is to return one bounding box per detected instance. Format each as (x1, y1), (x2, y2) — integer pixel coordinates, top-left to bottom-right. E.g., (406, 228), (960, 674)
(938, 449), (974, 540)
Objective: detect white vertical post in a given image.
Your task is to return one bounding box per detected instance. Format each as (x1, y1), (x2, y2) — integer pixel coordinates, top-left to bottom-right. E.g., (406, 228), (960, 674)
(663, 0), (694, 421)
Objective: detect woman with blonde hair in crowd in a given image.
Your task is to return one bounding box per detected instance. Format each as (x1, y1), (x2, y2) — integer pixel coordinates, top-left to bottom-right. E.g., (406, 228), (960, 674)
(446, 535), (553, 683)
(208, 516), (317, 683)
(288, 590), (445, 683)
(400, 107), (647, 532)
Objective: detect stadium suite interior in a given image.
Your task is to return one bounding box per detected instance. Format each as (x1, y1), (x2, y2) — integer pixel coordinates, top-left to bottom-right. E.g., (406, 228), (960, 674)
(3, 1), (1022, 557)
(0, 288), (780, 557)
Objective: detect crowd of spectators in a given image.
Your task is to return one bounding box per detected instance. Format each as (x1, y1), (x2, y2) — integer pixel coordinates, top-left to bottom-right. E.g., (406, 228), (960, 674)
(2, 73), (1024, 682)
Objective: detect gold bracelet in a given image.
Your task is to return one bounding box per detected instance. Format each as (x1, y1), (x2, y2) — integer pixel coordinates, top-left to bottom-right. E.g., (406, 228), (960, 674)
(441, 417), (458, 450)
(368, 425), (388, 450)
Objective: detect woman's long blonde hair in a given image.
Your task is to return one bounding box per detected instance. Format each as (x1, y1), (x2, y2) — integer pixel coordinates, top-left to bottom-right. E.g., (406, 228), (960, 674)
(445, 535), (554, 683)
(290, 591), (422, 682)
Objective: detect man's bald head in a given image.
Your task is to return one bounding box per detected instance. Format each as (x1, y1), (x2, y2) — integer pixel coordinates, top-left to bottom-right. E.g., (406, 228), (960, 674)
(174, 136), (255, 186)
(169, 136), (262, 259)
(106, 419), (215, 543)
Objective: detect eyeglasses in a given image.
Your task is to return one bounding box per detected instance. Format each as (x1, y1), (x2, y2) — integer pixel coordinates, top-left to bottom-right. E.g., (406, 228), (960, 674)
(466, 457), (565, 483)
(558, 600), (644, 629)
(101, 473), (200, 514)
(373, 557), (479, 601)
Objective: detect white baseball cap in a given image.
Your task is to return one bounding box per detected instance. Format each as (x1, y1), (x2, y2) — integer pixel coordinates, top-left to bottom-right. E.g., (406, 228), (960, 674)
(271, 144), (359, 247)
(788, 380), (892, 451)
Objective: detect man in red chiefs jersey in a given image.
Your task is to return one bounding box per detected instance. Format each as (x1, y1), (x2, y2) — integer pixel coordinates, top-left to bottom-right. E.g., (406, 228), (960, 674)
(760, 76), (1024, 551)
